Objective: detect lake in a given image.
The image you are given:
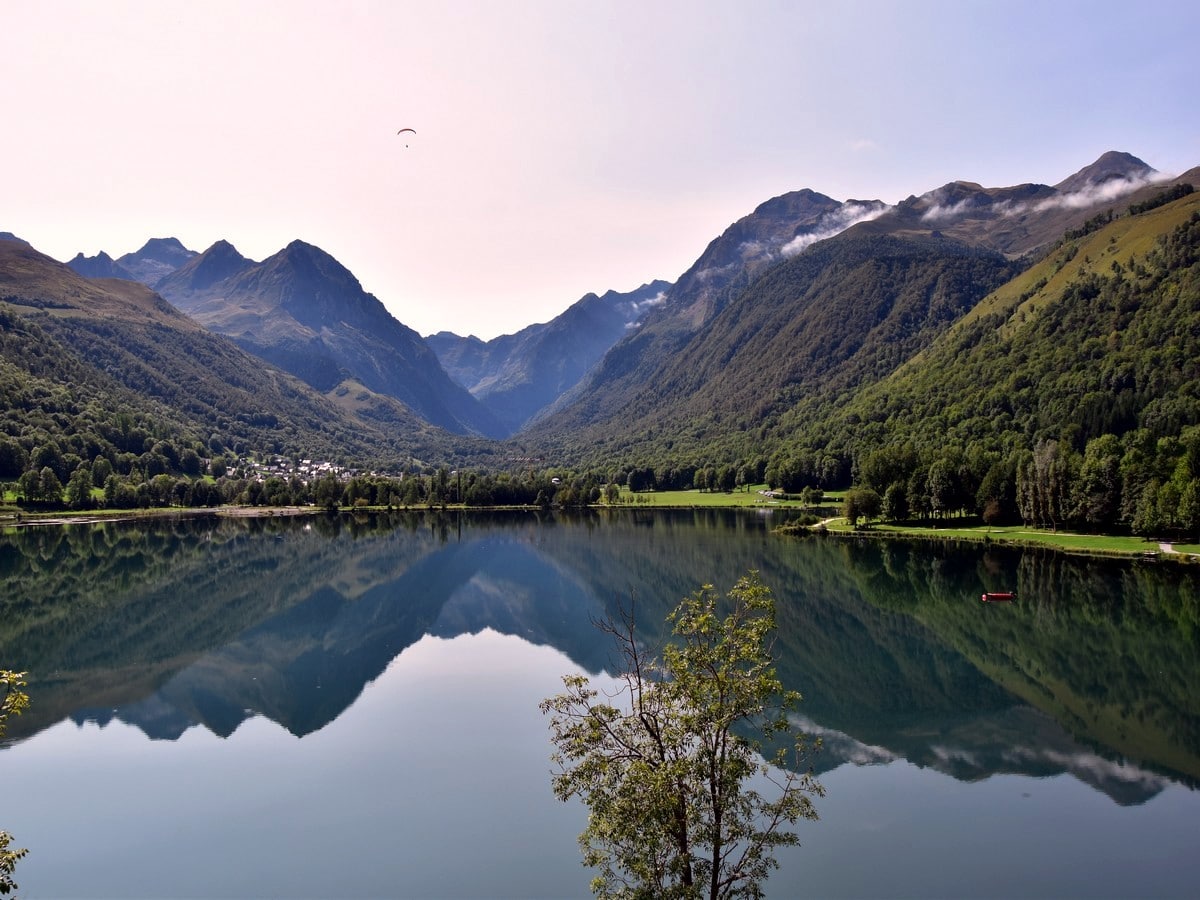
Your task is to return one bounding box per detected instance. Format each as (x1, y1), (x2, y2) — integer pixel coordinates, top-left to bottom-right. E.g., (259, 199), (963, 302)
(1, 509), (1198, 898)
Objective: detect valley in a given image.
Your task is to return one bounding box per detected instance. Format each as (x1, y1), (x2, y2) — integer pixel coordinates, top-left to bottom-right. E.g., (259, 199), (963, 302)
(2, 151), (1199, 544)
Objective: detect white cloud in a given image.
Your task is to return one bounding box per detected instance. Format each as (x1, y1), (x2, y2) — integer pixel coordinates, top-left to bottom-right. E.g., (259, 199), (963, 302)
(921, 197), (979, 222)
(623, 290), (668, 329)
(1035, 172), (1170, 212)
(1003, 745), (1172, 796)
(693, 261), (739, 283)
(782, 200), (891, 256)
(737, 239), (768, 258)
(997, 171), (1174, 219)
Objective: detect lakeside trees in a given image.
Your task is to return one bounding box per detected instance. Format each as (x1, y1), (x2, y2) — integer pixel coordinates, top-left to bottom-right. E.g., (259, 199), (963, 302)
(840, 427), (1200, 539)
(541, 573), (823, 899)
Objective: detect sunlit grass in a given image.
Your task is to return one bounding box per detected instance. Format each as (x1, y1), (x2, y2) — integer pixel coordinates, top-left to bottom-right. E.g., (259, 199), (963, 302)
(613, 485), (806, 508)
(824, 518), (1181, 557)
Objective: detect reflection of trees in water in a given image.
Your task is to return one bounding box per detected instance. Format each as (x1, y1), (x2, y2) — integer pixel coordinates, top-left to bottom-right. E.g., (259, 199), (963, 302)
(1, 511), (1197, 798)
(824, 538), (1200, 788)
(0, 512), (448, 739)
(537, 517), (1200, 794)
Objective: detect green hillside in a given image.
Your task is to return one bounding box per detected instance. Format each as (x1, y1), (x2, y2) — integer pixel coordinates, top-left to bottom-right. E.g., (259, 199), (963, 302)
(821, 186), (1200, 451)
(525, 233), (1022, 469)
(0, 240), (489, 494)
(514, 182), (1200, 541)
(768, 188), (1200, 536)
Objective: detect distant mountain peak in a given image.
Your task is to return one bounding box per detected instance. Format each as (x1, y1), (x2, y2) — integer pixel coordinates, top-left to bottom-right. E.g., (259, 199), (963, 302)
(116, 237), (198, 288)
(130, 237), (195, 265)
(1055, 151), (1156, 193)
(165, 240), (253, 292)
(66, 250), (137, 281)
(208, 238), (242, 254)
(662, 189), (888, 328)
(270, 239), (362, 290)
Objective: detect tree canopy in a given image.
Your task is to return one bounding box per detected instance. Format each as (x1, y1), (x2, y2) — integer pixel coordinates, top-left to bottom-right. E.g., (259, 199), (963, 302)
(541, 572), (823, 899)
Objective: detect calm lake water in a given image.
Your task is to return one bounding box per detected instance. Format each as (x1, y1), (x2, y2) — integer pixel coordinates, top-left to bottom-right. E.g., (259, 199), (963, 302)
(1, 509), (1198, 899)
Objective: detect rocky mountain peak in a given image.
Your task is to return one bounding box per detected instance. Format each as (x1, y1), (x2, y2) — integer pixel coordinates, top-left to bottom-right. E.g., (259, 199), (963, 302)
(130, 237), (195, 266)
(164, 240), (253, 292)
(66, 250), (137, 281)
(269, 240), (363, 295)
(116, 237), (198, 287)
(1054, 151), (1156, 193)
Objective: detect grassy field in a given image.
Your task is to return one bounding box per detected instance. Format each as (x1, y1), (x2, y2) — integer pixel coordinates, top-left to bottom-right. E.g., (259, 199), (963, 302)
(819, 517), (1198, 559)
(613, 485), (846, 509)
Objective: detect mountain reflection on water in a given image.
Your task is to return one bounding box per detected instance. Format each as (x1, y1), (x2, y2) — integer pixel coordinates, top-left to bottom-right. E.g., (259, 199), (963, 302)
(1, 509), (1196, 808)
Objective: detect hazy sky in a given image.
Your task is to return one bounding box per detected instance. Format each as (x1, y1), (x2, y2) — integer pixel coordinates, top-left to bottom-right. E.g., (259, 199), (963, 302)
(5, 1), (1198, 340)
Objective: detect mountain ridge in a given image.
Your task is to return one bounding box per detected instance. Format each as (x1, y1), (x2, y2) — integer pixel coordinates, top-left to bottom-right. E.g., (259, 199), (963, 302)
(5, 149), (1196, 487)
(0, 237), (481, 470)
(521, 151), (1182, 464)
(155, 239), (507, 438)
(427, 279), (672, 432)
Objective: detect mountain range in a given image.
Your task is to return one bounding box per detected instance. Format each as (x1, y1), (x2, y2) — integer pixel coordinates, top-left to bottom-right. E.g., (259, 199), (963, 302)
(426, 279), (671, 433)
(145, 238), (505, 438)
(4, 149), (1198, 479)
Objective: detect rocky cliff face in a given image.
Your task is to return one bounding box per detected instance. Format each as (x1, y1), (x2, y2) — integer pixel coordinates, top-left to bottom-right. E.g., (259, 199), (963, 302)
(428, 279), (672, 433)
(155, 239), (505, 438)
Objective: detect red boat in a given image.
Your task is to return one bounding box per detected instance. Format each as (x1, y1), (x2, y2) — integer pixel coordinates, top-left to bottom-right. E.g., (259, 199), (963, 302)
(981, 591), (1016, 603)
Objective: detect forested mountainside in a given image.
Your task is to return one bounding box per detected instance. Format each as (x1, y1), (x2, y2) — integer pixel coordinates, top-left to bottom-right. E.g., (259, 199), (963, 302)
(801, 184), (1200, 456)
(427, 280), (671, 434)
(0, 239), (490, 490)
(777, 184), (1200, 536)
(530, 181), (1200, 538)
(518, 154), (1169, 461)
(521, 233), (1023, 465)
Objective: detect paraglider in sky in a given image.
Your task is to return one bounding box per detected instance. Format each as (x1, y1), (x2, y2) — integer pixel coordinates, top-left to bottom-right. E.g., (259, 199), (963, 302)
(397, 127), (415, 147)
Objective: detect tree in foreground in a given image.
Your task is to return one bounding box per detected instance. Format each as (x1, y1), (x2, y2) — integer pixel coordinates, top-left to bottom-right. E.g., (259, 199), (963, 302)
(1, 671), (30, 896)
(541, 572), (823, 899)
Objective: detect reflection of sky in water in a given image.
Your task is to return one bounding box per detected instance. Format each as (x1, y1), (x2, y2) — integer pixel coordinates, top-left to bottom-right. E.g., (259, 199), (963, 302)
(7, 629), (1200, 899)
(6, 631), (590, 899)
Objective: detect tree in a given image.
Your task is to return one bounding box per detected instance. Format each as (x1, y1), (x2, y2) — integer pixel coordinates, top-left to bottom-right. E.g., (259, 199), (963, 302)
(37, 467), (64, 506)
(16, 470), (42, 504)
(881, 482), (908, 522)
(65, 462), (94, 510)
(179, 448), (203, 476)
(541, 572), (823, 900)
(842, 487), (881, 528)
(91, 456), (113, 488)
(1, 671), (29, 896)
(925, 458), (959, 519)
(313, 472), (341, 510)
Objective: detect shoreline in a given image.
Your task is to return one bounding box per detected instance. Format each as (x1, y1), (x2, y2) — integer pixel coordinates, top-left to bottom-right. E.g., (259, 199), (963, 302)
(789, 519), (1200, 564)
(3, 502), (1196, 564)
(0, 505), (318, 529)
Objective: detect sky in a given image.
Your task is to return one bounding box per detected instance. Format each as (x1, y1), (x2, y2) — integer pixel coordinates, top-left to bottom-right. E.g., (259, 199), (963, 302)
(4, 0), (1199, 341)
